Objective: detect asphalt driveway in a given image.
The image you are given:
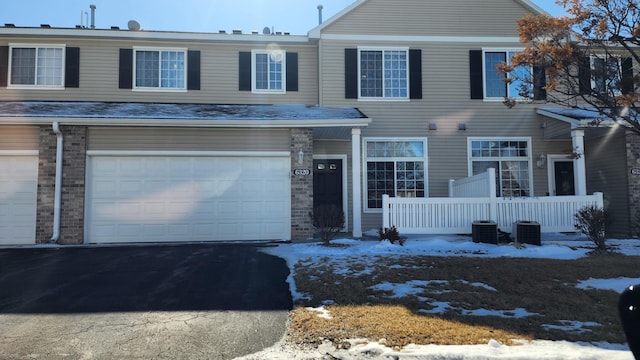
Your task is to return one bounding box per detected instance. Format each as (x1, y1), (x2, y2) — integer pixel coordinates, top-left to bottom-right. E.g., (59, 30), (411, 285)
(0, 243), (293, 359)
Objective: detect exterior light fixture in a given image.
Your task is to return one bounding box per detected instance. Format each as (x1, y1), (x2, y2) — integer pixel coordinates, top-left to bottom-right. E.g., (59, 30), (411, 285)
(536, 153), (546, 168)
(298, 149), (304, 164)
(458, 123), (466, 131)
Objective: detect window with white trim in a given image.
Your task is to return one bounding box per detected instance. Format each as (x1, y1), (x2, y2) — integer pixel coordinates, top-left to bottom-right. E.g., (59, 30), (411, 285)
(483, 49), (531, 100)
(134, 48), (186, 90)
(469, 138), (532, 197)
(9, 45), (65, 88)
(364, 139), (427, 210)
(359, 48), (408, 99)
(591, 55), (622, 95)
(252, 50), (285, 93)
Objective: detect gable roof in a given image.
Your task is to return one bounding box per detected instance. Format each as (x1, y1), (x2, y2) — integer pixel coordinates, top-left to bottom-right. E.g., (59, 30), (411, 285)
(308, 0), (548, 38)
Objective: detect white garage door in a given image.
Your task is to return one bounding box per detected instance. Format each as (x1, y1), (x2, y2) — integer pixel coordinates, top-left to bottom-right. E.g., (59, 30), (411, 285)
(86, 154), (291, 243)
(0, 152), (39, 245)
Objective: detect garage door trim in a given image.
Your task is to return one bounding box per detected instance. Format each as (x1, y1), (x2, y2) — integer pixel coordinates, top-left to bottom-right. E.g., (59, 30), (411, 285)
(86, 150), (290, 157)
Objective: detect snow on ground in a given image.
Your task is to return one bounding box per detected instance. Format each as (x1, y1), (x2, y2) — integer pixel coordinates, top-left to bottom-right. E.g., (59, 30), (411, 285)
(235, 233), (640, 360)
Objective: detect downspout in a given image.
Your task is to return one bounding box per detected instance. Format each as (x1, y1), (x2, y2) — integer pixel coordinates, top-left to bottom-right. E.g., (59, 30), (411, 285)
(51, 122), (63, 243)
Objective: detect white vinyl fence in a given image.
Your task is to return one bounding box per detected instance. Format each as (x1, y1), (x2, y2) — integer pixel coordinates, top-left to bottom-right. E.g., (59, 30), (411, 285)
(382, 193), (603, 234)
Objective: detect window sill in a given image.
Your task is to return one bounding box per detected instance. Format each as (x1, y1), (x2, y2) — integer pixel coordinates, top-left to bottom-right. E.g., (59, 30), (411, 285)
(7, 85), (65, 90)
(132, 88), (188, 93)
(357, 97), (410, 102)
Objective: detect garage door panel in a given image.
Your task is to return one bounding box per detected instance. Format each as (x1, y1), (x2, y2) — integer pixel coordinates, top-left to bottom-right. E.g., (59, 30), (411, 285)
(0, 155), (38, 245)
(86, 155), (290, 243)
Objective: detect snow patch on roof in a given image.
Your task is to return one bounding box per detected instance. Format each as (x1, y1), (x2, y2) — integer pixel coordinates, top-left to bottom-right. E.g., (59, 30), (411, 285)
(0, 101), (366, 121)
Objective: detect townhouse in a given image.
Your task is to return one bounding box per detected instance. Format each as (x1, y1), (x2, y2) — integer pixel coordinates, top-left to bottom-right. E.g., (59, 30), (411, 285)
(0, 0), (637, 245)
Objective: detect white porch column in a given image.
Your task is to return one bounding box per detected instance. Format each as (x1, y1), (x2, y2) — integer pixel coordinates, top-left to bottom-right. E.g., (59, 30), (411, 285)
(351, 128), (363, 238)
(572, 129), (587, 195)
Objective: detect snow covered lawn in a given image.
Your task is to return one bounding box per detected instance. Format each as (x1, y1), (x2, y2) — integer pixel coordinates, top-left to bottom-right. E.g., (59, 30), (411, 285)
(237, 233), (640, 360)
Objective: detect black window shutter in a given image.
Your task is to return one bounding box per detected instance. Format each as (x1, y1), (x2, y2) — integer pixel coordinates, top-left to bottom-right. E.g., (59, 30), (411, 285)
(286, 52), (298, 92)
(409, 49), (422, 99)
(239, 52), (252, 91)
(469, 50), (483, 99)
(65, 47), (80, 88)
(345, 48), (358, 99)
(187, 50), (201, 90)
(532, 66), (546, 100)
(621, 57), (633, 95)
(119, 48), (133, 89)
(578, 56), (591, 95)
(0, 46), (8, 87)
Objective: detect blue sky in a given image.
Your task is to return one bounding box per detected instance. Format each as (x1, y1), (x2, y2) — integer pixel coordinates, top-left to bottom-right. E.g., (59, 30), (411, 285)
(1, 0), (566, 35)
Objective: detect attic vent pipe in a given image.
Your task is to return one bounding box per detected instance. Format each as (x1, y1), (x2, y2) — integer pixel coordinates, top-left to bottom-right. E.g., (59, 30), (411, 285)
(317, 5), (323, 25)
(90, 4), (96, 29)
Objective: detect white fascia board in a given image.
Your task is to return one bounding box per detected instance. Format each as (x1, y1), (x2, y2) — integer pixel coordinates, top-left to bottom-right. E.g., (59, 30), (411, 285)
(317, 34), (521, 43)
(0, 27), (310, 44)
(308, 0), (369, 39)
(0, 117), (371, 128)
(514, 0), (549, 15)
(537, 108), (624, 129)
(537, 108), (581, 126)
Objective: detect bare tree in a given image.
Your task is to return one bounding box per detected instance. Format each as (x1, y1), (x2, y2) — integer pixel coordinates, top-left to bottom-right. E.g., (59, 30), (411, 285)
(499, 0), (639, 133)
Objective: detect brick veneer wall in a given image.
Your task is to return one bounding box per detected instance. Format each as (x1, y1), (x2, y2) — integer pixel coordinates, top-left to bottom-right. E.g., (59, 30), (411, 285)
(290, 128), (313, 241)
(36, 125), (87, 245)
(36, 126), (56, 244)
(626, 131), (640, 236)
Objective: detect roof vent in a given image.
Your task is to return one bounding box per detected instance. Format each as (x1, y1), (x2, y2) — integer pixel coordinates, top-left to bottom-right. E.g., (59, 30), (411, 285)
(40, 24), (51, 28)
(232, 29), (242, 34)
(127, 20), (140, 31)
(4, 23), (15, 28)
(219, 30), (226, 34)
(110, 26), (120, 30)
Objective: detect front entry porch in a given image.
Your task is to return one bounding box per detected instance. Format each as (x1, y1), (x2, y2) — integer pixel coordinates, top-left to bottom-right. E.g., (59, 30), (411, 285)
(383, 168), (604, 234)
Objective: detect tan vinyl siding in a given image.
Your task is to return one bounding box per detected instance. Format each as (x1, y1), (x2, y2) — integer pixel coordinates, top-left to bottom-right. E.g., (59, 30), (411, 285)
(0, 125), (40, 150)
(322, 0), (533, 36)
(0, 38), (318, 105)
(88, 128), (290, 152)
(585, 128), (630, 237)
(320, 39), (572, 199)
(543, 119), (572, 140)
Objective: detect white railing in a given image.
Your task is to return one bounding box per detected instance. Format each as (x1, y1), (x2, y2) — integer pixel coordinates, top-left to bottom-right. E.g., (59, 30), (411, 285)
(448, 168), (496, 198)
(382, 192), (604, 234)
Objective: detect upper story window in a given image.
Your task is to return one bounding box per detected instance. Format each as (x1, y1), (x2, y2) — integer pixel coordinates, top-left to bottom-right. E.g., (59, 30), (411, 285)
(359, 47), (409, 99)
(587, 55), (627, 95)
(252, 50), (285, 93)
(134, 48), (186, 90)
(9, 45), (65, 88)
(483, 49), (531, 100)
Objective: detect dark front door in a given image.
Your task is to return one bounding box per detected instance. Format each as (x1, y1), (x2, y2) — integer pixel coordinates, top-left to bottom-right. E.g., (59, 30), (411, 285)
(554, 161), (575, 195)
(313, 159), (343, 210)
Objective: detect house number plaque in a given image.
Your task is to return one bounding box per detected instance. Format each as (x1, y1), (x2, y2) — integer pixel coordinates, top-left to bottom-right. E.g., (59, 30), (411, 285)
(631, 168), (640, 176)
(293, 168), (311, 176)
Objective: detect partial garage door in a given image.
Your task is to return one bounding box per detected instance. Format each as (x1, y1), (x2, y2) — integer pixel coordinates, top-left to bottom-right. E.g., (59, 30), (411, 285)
(85, 153), (291, 243)
(0, 152), (39, 245)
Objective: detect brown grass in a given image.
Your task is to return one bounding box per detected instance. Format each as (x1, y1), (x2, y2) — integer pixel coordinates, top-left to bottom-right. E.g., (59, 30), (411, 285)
(286, 248), (640, 349)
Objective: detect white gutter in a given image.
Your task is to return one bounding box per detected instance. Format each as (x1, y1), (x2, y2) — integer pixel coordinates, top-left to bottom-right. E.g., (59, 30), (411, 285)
(0, 117), (372, 128)
(51, 122), (63, 243)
